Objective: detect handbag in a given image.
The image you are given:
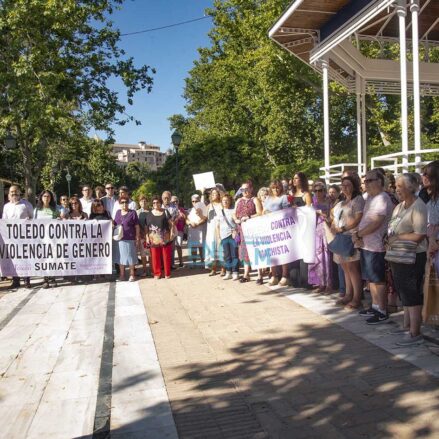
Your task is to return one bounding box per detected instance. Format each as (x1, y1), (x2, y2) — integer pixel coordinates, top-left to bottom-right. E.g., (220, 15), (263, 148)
(328, 233), (355, 257)
(384, 240), (417, 264)
(423, 258), (439, 324)
(113, 225), (123, 241)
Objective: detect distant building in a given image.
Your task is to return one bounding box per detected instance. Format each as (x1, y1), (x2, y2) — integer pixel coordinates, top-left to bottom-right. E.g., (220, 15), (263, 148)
(112, 141), (169, 171)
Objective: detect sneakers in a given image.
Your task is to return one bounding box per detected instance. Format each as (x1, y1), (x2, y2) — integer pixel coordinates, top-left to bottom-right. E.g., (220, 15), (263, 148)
(396, 334), (424, 347)
(366, 311), (389, 325)
(223, 272), (232, 280)
(269, 277), (279, 286)
(388, 327), (410, 335)
(8, 281), (20, 290)
(359, 307), (377, 317)
(128, 276), (136, 282)
(232, 273), (239, 281)
(278, 277), (289, 286)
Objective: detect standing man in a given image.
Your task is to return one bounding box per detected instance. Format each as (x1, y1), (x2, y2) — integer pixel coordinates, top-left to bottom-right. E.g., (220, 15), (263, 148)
(112, 186), (136, 218)
(80, 184), (94, 216)
(2, 185), (33, 289)
(102, 182), (118, 218)
(353, 170), (394, 324)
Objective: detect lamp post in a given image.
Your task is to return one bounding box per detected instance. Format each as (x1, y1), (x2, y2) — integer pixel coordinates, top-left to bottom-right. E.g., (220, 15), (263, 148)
(171, 130), (182, 196)
(65, 169), (72, 197)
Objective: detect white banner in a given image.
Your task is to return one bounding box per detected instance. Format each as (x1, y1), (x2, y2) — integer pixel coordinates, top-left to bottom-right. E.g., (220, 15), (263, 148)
(241, 207), (316, 269)
(0, 219), (112, 277)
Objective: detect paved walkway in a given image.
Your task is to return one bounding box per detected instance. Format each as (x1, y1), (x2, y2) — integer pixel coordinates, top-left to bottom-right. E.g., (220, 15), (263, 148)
(0, 269), (438, 438)
(140, 270), (439, 439)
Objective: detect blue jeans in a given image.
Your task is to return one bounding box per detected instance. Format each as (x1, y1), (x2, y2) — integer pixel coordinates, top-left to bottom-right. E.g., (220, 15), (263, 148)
(221, 236), (239, 273)
(338, 264), (346, 294)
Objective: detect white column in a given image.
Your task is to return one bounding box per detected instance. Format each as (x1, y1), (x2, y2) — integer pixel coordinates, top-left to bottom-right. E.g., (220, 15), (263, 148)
(356, 75), (363, 175)
(361, 77), (367, 174)
(397, 0), (409, 173)
(411, 0), (422, 172)
(322, 59), (330, 183)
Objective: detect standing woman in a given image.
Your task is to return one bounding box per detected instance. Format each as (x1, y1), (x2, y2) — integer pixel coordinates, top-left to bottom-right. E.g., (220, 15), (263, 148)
(114, 196), (140, 282)
(137, 196), (150, 277)
(331, 176), (365, 308)
(290, 172), (312, 288)
(387, 174), (427, 346)
(308, 182), (333, 293)
(256, 187), (270, 285)
(234, 181), (259, 283)
(34, 190), (60, 288)
(263, 180), (291, 286)
(204, 188), (224, 276)
(68, 196), (88, 220)
(290, 172), (312, 207)
(145, 196), (173, 279)
(218, 194), (239, 280)
(186, 194), (207, 267)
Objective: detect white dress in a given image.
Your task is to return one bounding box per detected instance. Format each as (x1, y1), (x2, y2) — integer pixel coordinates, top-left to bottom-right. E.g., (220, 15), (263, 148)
(204, 203), (223, 267)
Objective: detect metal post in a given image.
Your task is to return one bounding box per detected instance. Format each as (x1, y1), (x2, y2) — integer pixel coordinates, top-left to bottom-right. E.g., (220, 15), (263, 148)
(175, 147), (179, 197)
(397, 0), (409, 173)
(361, 78), (367, 174)
(411, 0), (422, 172)
(356, 75), (363, 175)
(322, 59), (330, 183)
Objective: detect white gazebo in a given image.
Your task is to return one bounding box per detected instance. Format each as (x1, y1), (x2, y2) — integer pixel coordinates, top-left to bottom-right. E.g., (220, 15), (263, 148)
(269, 0), (439, 182)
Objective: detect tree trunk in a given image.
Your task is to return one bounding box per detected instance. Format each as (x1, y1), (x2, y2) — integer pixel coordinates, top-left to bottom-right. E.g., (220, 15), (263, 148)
(21, 140), (37, 206)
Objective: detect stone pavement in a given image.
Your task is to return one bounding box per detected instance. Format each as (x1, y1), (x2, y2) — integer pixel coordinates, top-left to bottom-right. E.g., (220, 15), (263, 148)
(0, 269), (438, 438)
(139, 269), (439, 439)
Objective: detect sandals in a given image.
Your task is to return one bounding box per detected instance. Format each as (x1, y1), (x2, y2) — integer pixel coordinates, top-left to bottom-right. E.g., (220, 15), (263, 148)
(335, 298), (351, 306)
(208, 271), (217, 277)
(344, 302), (362, 310)
(239, 277), (250, 283)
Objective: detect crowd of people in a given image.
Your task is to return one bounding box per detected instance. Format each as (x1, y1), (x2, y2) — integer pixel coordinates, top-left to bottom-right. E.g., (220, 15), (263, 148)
(1, 160), (438, 347)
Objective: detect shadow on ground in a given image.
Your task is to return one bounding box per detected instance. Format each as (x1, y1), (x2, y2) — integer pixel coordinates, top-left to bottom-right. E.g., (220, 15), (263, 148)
(79, 319), (439, 438)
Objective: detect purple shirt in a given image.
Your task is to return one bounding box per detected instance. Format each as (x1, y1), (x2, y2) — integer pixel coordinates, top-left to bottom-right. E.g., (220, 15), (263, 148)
(114, 209), (139, 241)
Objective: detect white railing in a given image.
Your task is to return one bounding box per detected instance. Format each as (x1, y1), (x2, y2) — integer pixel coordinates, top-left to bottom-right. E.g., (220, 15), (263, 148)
(371, 148), (439, 174)
(319, 163), (366, 184)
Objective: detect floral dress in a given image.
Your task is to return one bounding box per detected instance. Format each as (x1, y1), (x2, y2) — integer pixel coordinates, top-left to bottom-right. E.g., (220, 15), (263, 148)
(308, 196), (332, 288)
(235, 197), (257, 264)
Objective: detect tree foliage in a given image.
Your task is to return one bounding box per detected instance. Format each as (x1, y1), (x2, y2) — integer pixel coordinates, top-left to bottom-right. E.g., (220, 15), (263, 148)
(0, 0), (154, 202)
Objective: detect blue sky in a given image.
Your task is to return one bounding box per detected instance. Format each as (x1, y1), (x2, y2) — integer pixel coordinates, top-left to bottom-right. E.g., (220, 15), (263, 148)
(97, 0), (214, 151)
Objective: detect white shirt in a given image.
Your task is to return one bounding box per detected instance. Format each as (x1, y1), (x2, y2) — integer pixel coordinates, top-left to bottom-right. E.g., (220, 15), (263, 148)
(102, 195), (117, 218)
(80, 197), (94, 216)
(112, 199), (137, 218)
(2, 199), (33, 219)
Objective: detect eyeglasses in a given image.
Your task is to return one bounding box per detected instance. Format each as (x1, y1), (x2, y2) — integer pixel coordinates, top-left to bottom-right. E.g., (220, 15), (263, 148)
(120, 201), (128, 204)
(314, 188), (324, 192)
(241, 187), (249, 192)
(152, 201), (161, 204)
(105, 186), (114, 189)
(364, 178), (378, 183)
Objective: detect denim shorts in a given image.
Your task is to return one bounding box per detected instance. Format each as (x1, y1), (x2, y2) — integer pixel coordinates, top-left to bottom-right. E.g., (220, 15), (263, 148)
(360, 249), (386, 283)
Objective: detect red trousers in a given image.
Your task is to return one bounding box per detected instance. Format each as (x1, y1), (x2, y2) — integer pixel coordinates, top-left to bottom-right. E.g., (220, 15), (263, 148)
(150, 244), (172, 278)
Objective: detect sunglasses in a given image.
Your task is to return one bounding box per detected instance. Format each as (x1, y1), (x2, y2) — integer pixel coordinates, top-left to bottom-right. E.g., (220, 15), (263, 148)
(120, 201), (128, 204)
(364, 178), (378, 183)
(314, 188), (324, 192)
(105, 186), (114, 189)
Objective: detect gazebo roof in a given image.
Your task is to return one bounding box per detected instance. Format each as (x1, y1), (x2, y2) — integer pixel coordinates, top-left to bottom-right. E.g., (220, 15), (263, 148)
(269, 0), (439, 95)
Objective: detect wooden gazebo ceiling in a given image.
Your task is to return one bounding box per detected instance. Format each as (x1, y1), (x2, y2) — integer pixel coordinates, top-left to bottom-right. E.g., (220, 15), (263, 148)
(270, 0), (439, 64)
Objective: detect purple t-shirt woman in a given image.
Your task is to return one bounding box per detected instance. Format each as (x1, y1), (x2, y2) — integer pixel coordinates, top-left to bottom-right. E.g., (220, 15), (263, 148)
(114, 209), (139, 241)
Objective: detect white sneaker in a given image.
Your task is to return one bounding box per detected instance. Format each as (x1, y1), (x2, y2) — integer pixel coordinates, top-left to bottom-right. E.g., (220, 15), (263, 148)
(223, 272), (232, 280)
(278, 277), (289, 286)
(395, 334), (424, 347)
(232, 273), (239, 281)
(269, 277), (279, 286)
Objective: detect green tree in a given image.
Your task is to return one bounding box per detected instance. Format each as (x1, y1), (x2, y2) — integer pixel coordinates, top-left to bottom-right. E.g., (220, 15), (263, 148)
(0, 0), (154, 202)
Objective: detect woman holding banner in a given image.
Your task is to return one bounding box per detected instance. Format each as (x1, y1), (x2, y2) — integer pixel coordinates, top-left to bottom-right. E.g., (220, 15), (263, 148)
(263, 180), (291, 286)
(234, 181), (262, 283)
(114, 196), (140, 282)
(308, 182), (332, 293)
(34, 190), (60, 288)
(67, 196), (88, 220)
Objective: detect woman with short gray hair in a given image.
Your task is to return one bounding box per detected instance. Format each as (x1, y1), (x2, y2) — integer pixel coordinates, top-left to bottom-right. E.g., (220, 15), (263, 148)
(386, 173), (427, 346)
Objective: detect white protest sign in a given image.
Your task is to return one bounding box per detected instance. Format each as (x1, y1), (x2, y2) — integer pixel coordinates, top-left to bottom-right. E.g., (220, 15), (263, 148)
(0, 219), (113, 277)
(241, 207), (316, 269)
(193, 171), (215, 191)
